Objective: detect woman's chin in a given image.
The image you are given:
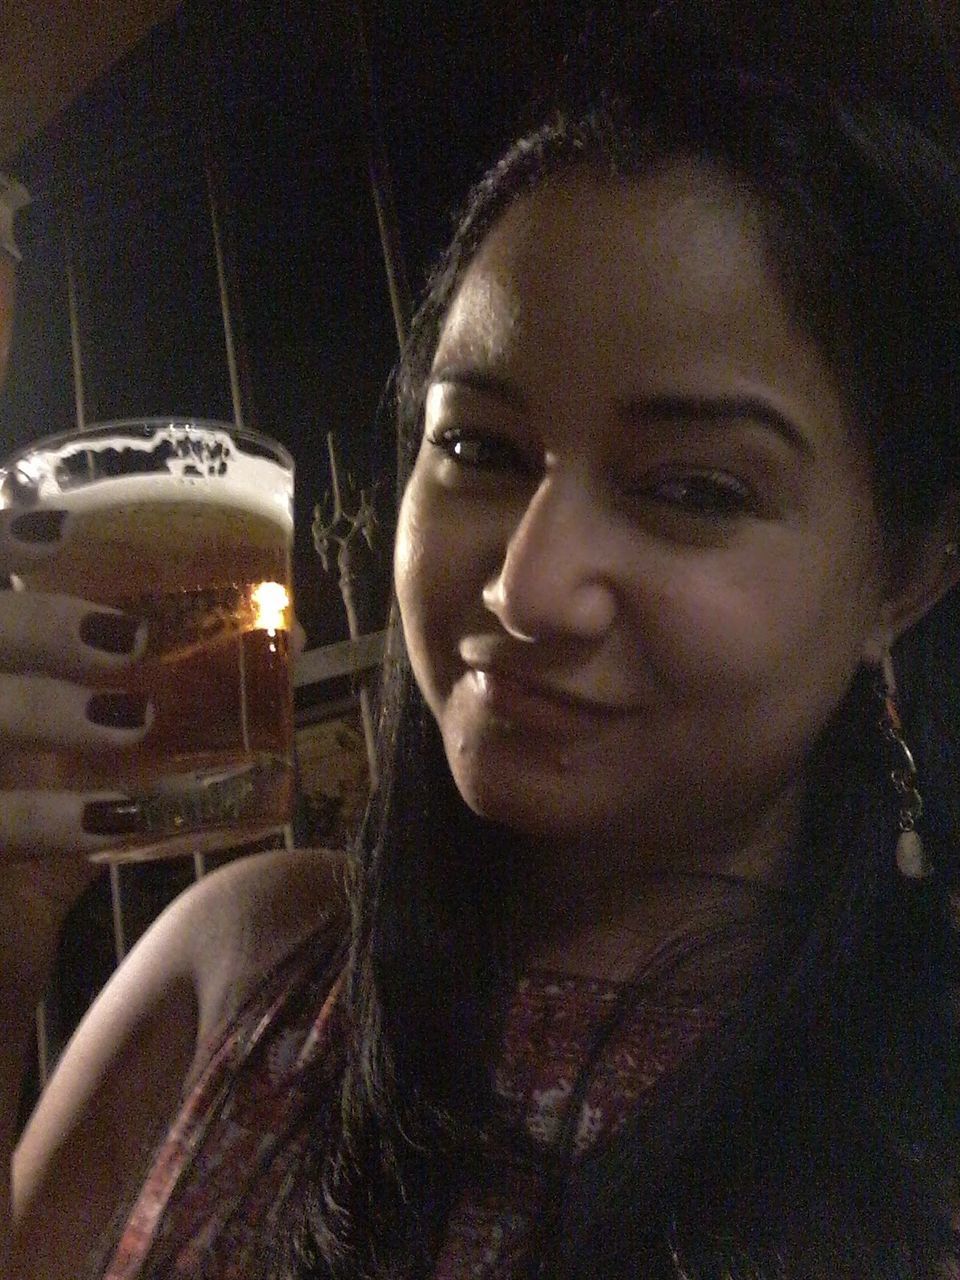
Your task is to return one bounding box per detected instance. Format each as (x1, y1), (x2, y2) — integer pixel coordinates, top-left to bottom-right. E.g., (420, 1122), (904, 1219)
(451, 759), (599, 842)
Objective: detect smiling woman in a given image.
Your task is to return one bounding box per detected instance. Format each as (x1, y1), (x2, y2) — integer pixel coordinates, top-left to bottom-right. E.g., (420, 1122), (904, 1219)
(4, 6), (960, 1280)
(397, 163), (878, 880)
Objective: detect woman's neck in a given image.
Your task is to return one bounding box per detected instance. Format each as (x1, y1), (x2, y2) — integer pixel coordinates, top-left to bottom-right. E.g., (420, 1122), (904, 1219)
(520, 869), (788, 986)
(514, 775), (805, 984)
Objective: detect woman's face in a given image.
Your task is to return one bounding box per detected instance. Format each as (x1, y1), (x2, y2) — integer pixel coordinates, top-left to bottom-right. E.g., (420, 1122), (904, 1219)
(395, 163), (889, 878)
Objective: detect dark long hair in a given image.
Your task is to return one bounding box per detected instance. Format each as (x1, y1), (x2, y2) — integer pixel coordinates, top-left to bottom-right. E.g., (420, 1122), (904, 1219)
(141, 21), (960, 1280)
(277, 70), (960, 1276)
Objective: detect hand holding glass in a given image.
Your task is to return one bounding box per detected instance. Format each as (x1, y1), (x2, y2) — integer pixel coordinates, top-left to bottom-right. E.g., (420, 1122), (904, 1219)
(0, 419), (295, 862)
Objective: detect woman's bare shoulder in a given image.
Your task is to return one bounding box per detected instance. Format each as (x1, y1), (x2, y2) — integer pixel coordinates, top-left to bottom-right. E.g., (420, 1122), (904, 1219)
(11, 846), (348, 1280)
(178, 845), (350, 1053)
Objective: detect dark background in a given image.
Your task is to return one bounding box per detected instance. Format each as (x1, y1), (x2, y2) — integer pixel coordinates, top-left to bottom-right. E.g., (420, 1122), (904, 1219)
(3, 0), (957, 651)
(0, 0), (571, 647)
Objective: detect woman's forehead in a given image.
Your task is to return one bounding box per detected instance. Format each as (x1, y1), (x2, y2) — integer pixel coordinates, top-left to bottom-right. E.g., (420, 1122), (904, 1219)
(435, 168), (801, 374)
(434, 266), (520, 372)
(435, 164), (773, 358)
(429, 164), (857, 471)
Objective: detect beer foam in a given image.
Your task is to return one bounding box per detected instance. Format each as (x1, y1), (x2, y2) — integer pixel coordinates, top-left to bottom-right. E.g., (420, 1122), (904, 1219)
(38, 470), (293, 531)
(1, 428), (293, 531)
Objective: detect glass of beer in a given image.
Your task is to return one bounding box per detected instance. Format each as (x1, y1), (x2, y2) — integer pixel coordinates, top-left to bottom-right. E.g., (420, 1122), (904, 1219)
(0, 418), (295, 861)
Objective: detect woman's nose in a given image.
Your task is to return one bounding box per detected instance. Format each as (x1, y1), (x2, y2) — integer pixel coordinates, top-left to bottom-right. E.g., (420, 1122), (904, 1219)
(481, 472), (617, 642)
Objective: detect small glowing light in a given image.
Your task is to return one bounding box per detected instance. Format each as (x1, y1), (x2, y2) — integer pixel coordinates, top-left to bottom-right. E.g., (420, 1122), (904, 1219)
(251, 581), (290, 632)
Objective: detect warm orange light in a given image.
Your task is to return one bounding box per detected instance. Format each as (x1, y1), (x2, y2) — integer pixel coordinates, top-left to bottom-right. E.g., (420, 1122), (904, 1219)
(251, 581), (290, 633)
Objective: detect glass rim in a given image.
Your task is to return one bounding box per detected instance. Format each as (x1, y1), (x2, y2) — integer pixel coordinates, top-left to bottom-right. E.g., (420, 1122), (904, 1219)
(0, 417), (294, 473)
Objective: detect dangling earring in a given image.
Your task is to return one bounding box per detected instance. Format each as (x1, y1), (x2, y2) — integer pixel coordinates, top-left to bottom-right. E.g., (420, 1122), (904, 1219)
(878, 653), (931, 880)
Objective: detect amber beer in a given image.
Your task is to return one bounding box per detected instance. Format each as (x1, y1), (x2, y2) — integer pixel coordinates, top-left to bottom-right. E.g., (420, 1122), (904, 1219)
(3, 421), (295, 861)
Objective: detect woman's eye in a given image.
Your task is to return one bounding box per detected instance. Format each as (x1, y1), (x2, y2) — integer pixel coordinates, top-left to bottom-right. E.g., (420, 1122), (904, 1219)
(427, 429), (526, 472)
(635, 471), (759, 517)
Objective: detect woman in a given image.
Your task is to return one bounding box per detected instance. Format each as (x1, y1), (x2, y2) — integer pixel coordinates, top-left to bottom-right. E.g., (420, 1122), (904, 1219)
(3, 27), (960, 1280)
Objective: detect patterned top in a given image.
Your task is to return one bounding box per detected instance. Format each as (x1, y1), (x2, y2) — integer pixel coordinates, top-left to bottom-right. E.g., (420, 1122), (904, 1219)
(100, 944), (716, 1279)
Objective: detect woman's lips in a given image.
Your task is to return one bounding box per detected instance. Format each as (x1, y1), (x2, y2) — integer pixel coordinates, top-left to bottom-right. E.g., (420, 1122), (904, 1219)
(464, 667), (637, 725)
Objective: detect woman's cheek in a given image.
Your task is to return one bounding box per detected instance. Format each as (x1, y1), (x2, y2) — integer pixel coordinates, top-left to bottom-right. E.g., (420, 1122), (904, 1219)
(395, 484), (469, 681)
(395, 475), (445, 608)
(393, 503), (423, 603)
(395, 486), (431, 648)
(640, 559), (805, 696)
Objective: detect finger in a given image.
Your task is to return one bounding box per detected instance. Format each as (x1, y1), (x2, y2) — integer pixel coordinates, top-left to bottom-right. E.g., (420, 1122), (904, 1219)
(0, 591), (146, 675)
(0, 789), (138, 859)
(0, 674), (152, 747)
(0, 508), (73, 576)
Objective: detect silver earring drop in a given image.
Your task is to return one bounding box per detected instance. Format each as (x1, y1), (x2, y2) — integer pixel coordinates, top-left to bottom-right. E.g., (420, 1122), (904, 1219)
(878, 653), (931, 880)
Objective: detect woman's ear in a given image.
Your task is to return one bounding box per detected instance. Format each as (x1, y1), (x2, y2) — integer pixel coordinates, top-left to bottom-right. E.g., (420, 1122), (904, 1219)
(861, 493), (960, 664)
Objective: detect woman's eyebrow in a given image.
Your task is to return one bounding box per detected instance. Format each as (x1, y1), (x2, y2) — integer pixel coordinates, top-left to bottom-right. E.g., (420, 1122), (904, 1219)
(621, 394), (815, 459)
(427, 366), (526, 409)
(428, 373), (815, 460)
